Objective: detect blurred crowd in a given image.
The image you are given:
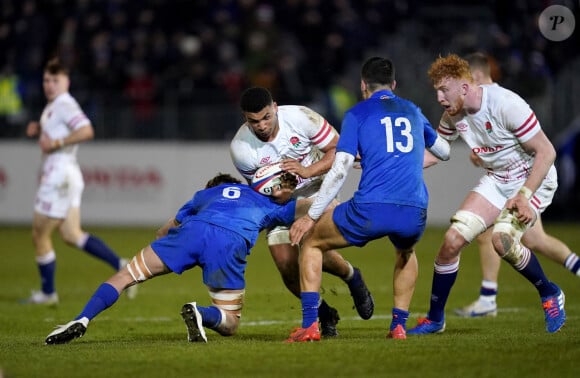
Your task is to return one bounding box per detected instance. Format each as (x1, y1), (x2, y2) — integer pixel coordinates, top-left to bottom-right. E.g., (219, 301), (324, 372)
(0, 0), (578, 139)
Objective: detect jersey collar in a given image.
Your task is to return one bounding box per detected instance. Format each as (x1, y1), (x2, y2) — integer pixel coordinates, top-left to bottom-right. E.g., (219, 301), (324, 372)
(370, 89), (395, 100)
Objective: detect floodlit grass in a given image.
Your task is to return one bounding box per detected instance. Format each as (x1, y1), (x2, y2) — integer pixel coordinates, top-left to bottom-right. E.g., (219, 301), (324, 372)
(1, 224), (579, 377)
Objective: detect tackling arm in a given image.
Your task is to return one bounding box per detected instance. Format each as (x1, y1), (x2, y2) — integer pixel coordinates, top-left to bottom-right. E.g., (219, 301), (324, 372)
(307, 151), (354, 220)
(519, 130), (556, 194)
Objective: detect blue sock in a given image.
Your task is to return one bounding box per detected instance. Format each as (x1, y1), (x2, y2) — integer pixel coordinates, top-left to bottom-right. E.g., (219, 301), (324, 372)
(301, 292), (319, 328)
(196, 305), (222, 329)
(38, 259), (56, 294)
(391, 308), (409, 330)
(564, 253), (580, 275)
(82, 235), (121, 270)
(510, 248), (557, 298)
(75, 283), (119, 321)
(427, 261), (459, 322)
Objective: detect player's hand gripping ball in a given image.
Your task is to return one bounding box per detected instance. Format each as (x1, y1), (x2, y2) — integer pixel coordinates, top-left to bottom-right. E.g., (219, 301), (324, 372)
(251, 162), (298, 195)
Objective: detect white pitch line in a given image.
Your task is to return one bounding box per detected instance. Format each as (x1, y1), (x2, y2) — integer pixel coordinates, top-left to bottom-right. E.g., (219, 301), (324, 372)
(44, 308), (528, 326)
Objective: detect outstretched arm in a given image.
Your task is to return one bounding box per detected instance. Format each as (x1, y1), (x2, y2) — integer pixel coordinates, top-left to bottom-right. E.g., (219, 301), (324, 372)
(290, 151), (354, 245)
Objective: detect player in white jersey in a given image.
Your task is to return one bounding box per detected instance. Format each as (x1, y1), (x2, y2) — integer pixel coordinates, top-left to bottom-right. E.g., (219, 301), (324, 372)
(24, 58), (135, 305)
(452, 53), (580, 318)
(408, 54), (566, 335)
(230, 87), (374, 337)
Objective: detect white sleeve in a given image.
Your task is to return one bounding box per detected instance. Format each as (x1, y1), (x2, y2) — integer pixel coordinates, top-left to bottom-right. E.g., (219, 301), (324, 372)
(307, 151), (354, 220)
(427, 135), (450, 161)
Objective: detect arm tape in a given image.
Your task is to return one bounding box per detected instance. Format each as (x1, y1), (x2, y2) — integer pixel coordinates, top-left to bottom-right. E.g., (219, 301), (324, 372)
(427, 135), (450, 161)
(308, 151), (354, 220)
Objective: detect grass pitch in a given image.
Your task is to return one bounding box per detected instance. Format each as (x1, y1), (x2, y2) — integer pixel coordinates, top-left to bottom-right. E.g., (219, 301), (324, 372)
(0, 224), (579, 378)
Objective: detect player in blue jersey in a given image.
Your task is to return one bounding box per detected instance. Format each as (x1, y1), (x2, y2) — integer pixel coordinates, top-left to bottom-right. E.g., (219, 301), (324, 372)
(287, 56), (450, 342)
(45, 171), (301, 344)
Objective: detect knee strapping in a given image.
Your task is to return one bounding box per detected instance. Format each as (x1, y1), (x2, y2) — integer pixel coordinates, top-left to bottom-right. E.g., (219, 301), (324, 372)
(209, 290), (245, 313)
(450, 210), (487, 243)
(127, 249), (153, 283)
(209, 290), (244, 336)
(267, 227), (290, 246)
(492, 209), (529, 265)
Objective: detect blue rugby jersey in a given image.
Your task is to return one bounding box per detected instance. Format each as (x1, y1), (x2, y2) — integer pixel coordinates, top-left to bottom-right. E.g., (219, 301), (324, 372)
(174, 184), (296, 247)
(337, 90), (437, 208)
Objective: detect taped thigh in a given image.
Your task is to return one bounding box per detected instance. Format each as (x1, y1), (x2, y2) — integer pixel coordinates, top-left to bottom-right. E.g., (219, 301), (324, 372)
(127, 249), (154, 283)
(267, 226), (290, 246)
(449, 210), (487, 243)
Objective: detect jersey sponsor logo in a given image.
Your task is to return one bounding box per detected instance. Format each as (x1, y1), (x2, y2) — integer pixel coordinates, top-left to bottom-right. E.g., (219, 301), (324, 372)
(83, 166), (163, 188)
(289, 136), (301, 148)
(456, 122), (468, 131)
(485, 121), (493, 134)
(259, 157), (271, 165)
(472, 145), (504, 154)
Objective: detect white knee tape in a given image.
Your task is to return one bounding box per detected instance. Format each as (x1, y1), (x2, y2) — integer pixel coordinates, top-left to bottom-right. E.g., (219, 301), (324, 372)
(493, 208), (526, 240)
(450, 210), (487, 243)
(209, 290), (245, 312)
(127, 249), (153, 283)
(267, 227), (290, 246)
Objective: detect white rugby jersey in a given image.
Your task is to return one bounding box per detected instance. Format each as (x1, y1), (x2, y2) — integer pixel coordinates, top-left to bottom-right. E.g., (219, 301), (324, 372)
(438, 84), (546, 182)
(40, 92), (91, 162)
(230, 105), (337, 195)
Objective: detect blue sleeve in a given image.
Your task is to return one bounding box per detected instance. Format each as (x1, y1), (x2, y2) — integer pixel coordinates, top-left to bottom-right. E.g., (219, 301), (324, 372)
(174, 193), (200, 223)
(264, 200), (297, 228)
(336, 111), (359, 155)
(422, 112), (437, 148)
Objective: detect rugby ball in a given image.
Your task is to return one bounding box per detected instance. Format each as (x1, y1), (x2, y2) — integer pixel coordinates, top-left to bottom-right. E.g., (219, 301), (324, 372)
(251, 162), (285, 195)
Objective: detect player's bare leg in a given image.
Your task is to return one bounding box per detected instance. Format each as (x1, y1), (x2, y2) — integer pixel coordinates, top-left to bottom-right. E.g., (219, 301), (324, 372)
(26, 212), (62, 304)
(388, 248), (418, 339)
(455, 229), (499, 317)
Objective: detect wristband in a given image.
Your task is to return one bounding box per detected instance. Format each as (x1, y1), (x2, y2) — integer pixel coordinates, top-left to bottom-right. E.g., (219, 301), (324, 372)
(518, 186), (533, 200)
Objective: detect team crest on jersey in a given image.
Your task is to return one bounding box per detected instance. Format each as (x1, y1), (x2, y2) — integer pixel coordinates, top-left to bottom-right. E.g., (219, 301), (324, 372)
(289, 136), (301, 148)
(485, 121), (493, 134)
(456, 122), (468, 132)
(259, 157), (271, 165)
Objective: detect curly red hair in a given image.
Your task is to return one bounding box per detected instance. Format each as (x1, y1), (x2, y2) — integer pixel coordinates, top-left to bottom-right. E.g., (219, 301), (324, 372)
(428, 54), (473, 85)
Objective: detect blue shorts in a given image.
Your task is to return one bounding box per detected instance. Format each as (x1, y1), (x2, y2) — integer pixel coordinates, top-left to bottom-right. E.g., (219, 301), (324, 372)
(150, 220), (249, 290)
(332, 201), (427, 249)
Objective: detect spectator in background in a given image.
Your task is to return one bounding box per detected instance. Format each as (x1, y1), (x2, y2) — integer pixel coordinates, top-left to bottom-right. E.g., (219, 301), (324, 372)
(0, 62), (26, 137)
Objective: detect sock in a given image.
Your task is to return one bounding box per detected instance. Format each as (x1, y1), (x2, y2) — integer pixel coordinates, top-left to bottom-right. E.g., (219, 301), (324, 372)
(37, 251), (56, 294)
(427, 260), (459, 322)
(343, 261), (355, 282)
(390, 308), (409, 330)
(196, 305), (222, 329)
(317, 299), (332, 319)
(510, 247), (557, 298)
(79, 234), (121, 270)
(564, 253), (580, 276)
(75, 283), (119, 321)
(479, 280), (498, 302)
(301, 292), (319, 328)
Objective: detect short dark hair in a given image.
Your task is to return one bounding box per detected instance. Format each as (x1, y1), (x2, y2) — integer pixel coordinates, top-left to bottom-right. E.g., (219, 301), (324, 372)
(240, 87), (273, 113)
(361, 57), (395, 91)
(205, 173), (242, 188)
(44, 57), (69, 76)
(464, 52), (491, 76)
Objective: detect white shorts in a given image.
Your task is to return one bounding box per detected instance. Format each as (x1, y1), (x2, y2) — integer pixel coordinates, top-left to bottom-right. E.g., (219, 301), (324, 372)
(472, 165), (558, 216)
(34, 160), (84, 218)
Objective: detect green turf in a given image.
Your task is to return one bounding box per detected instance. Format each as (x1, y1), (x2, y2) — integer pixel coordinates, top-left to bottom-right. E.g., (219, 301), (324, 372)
(1, 224), (579, 378)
